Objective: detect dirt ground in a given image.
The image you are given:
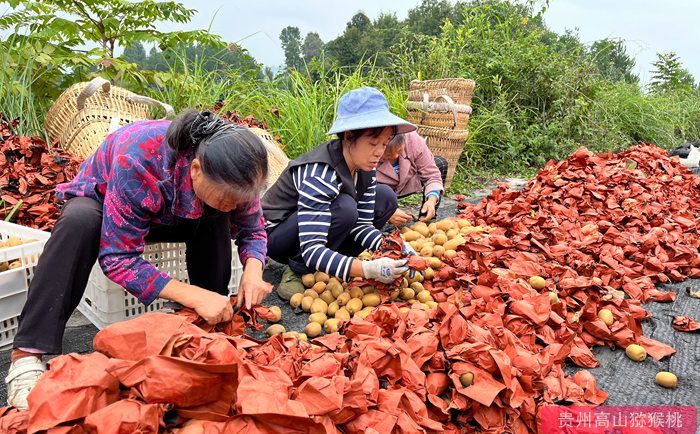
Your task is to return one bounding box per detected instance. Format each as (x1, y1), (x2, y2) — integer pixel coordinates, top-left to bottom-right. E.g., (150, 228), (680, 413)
(0, 178), (698, 427)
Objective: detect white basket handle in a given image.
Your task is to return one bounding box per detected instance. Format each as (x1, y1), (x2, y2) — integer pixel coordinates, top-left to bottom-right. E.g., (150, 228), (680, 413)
(430, 94), (459, 128)
(76, 77), (111, 110)
(127, 95), (175, 119)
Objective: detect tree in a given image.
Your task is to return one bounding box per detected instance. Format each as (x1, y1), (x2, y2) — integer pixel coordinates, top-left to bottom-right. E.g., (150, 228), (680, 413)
(348, 12), (372, 31)
(406, 0), (459, 36)
(279, 26), (303, 70)
(123, 41), (147, 65)
(0, 0), (223, 58)
(589, 39), (637, 84)
(373, 12), (402, 51)
(324, 12), (382, 67)
(301, 32), (324, 64)
(649, 51), (695, 93)
(0, 0), (224, 87)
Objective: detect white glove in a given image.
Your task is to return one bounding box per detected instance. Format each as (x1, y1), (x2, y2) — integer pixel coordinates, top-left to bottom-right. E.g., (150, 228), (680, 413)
(361, 257), (409, 284)
(402, 242), (417, 257)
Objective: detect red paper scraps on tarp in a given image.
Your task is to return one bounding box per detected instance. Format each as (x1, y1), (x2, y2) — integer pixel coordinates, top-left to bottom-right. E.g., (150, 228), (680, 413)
(0, 407), (28, 434)
(27, 353), (119, 433)
(93, 313), (204, 360)
(0, 116), (83, 230)
(82, 399), (166, 433)
(672, 315), (700, 332)
(1, 144), (696, 434)
(108, 355), (237, 410)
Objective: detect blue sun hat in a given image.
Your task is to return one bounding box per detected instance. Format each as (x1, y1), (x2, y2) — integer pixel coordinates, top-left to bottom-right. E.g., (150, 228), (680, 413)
(327, 86), (416, 136)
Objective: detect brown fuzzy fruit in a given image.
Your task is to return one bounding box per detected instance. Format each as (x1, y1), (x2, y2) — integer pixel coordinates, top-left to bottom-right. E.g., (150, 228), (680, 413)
(528, 276), (546, 290)
(345, 298), (363, 315)
(305, 322), (322, 338)
(416, 291), (433, 303)
(403, 230), (422, 242)
(349, 286), (364, 300)
(324, 318), (340, 333)
(311, 281), (327, 294)
(301, 274), (316, 288)
(655, 372), (678, 388)
(301, 296), (314, 312)
(336, 292), (351, 306)
(598, 308), (614, 326)
(431, 233), (448, 246)
(334, 308), (351, 321)
(361, 293), (381, 307)
(314, 271), (330, 284)
(327, 301), (340, 317)
(625, 344), (647, 362)
(319, 290), (335, 305)
(268, 306), (282, 323)
(327, 282), (344, 298)
(459, 372), (475, 387)
(400, 288), (415, 301)
(303, 288), (319, 299)
(290, 293), (304, 309)
(310, 298), (328, 314)
(266, 324), (285, 337)
(308, 312), (328, 324)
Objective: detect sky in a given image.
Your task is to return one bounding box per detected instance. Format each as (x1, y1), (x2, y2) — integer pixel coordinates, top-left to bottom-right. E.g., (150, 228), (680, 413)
(168, 0), (699, 84)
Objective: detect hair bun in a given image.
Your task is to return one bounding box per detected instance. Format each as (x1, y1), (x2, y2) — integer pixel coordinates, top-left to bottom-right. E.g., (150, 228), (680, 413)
(190, 110), (226, 146)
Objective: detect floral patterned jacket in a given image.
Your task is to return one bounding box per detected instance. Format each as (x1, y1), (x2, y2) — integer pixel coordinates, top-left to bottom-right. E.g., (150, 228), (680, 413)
(57, 120), (267, 304)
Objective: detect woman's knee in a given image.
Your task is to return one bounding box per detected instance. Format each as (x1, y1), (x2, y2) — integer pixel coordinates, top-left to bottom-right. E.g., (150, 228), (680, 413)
(57, 197), (103, 234)
(330, 193), (359, 229)
(433, 156), (449, 184)
(374, 184), (398, 217)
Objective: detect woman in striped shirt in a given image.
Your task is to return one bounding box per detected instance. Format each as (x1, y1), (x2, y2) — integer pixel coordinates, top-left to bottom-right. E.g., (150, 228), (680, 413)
(262, 87), (417, 299)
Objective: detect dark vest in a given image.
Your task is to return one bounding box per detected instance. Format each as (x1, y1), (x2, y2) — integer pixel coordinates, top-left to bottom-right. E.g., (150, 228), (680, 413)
(262, 139), (373, 225)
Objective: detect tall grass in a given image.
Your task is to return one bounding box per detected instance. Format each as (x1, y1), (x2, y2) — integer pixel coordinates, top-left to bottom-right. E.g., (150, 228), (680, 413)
(150, 54), (409, 160)
(0, 40), (48, 138)
(235, 59), (408, 158)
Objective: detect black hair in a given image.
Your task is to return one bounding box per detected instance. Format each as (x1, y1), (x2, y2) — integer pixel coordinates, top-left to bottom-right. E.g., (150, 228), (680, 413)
(337, 126), (396, 142)
(166, 109), (268, 196)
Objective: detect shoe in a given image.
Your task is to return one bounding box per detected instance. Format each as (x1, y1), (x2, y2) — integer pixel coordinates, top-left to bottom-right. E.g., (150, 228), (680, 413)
(5, 355), (46, 410)
(276, 265), (305, 300)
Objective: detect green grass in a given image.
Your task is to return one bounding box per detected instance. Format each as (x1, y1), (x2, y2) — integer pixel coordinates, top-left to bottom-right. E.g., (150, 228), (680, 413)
(0, 41), (47, 138)
(3, 34), (700, 195)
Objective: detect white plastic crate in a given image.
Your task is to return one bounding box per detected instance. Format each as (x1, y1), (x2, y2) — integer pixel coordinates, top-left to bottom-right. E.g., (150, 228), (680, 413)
(78, 241), (244, 329)
(0, 221), (50, 349)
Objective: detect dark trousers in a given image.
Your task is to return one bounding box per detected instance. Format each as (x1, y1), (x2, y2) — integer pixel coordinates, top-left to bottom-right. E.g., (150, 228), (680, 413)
(266, 184), (397, 275)
(14, 196), (233, 354)
(397, 155), (448, 212)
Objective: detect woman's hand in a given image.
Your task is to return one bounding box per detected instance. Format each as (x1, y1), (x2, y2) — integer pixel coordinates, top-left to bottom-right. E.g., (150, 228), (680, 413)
(419, 196), (438, 222)
(388, 208), (414, 226)
(192, 291), (234, 325)
(159, 279), (233, 325)
(237, 258), (272, 310)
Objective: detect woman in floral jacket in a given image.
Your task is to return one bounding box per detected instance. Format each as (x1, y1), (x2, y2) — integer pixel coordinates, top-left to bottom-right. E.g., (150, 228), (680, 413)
(4, 110), (271, 409)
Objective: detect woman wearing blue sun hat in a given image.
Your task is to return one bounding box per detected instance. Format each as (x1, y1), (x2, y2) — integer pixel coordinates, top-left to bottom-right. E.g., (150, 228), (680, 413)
(262, 86), (417, 299)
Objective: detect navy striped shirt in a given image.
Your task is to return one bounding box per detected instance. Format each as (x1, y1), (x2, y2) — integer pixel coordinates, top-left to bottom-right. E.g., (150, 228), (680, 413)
(266, 162), (383, 281)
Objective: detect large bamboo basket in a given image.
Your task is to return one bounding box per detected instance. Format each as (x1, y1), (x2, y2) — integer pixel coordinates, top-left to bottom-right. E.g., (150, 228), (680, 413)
(247, 127), (290, 189)
(44, 77), (174, 157)
(416, 125), (469, 189)
(408, 78), (476, 106)
(407, 94), (472, 130)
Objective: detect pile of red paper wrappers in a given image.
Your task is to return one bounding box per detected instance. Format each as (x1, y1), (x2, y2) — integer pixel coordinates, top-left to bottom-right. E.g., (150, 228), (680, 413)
(0, 116), (84, 230)
(0, 144), (698, 433)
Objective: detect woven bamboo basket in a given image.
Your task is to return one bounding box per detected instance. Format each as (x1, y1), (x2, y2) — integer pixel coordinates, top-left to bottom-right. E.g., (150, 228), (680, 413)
(45, 77), (174, 157)
(407, 94), (472, 130)
(408, 78), (476, 106)
(417, 125), (469, 189)
(247, 127), (290, 189)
